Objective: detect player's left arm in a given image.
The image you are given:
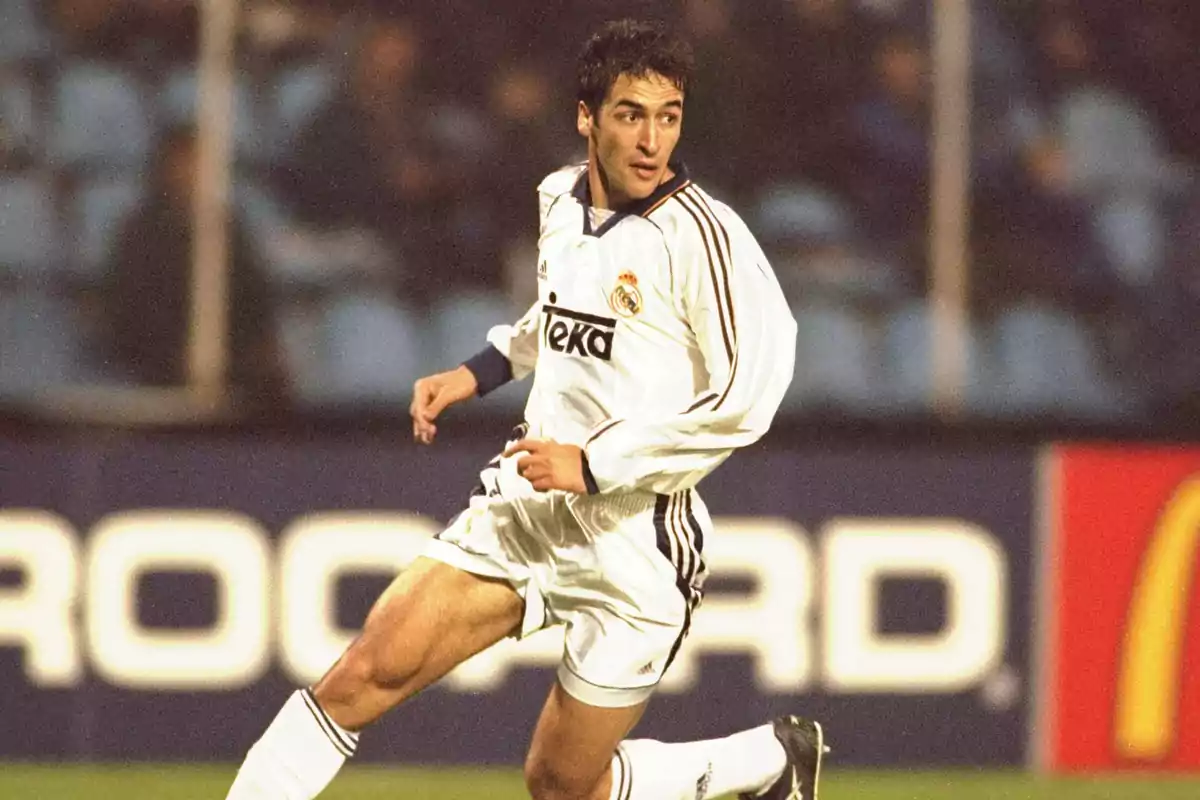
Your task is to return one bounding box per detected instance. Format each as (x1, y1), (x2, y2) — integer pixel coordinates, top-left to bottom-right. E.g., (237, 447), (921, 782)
(502, 438), (590, 493)
(582, 208), (797, 495)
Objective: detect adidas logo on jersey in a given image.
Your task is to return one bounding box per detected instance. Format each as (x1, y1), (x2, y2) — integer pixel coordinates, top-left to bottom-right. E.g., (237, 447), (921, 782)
(542, 304), (615, 361)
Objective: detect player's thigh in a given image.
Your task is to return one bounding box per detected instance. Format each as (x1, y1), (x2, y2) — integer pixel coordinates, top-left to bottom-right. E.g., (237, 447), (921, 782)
(364, 554), (523, 674)
(315, 556), (523, 704)
(524, 680), (648, 800)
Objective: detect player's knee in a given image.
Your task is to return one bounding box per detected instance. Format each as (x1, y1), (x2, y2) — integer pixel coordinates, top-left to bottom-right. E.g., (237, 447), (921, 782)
(524, 753), (601, 800)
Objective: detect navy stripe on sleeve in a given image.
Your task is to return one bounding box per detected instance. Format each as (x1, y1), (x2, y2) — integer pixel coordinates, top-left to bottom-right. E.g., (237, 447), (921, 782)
(580, 452), (600, 495)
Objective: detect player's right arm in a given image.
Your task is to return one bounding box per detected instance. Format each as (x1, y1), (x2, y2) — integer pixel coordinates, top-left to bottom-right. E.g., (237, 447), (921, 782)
(410, 300), (541, 444)
(412, 168), (575, 444)
(410, 366), (477, 444)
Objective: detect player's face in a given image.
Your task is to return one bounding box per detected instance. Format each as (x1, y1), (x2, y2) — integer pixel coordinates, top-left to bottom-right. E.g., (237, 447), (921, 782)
(578, 71), (684, 210)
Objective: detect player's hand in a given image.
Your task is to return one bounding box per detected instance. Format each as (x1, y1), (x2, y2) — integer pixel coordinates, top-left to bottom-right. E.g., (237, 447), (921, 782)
(410, 366), (478, 445)
(503, 439), (587, 493)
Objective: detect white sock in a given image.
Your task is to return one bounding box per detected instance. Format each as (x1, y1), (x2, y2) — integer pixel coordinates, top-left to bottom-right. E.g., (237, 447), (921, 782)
(609, 723), (786, 800)
(226, 689), (360, 799)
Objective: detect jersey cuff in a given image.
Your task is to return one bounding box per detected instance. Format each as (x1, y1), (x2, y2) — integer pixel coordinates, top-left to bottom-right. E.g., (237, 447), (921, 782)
(581, 441), (625, 494)
(463, 345), (513, 396)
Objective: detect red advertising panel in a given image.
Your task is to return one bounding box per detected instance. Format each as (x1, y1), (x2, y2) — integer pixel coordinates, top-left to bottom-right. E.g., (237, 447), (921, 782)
(1052, 446), (1200, 770)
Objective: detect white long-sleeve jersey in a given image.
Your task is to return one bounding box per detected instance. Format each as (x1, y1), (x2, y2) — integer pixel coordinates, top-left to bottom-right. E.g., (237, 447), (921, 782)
(483, 163), (797, 496)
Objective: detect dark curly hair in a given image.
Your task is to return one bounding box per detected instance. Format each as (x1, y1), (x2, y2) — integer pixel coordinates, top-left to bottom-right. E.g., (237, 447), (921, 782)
(576, 19), (695, 115)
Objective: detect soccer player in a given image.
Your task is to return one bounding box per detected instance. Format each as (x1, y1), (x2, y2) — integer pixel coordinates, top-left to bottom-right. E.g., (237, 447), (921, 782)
(226, 19), (824, 800)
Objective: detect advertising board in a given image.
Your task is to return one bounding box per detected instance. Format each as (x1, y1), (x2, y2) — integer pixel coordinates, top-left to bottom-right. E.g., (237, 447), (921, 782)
(0, 433), (1034, 765)
(1048, 445), (1200, 771)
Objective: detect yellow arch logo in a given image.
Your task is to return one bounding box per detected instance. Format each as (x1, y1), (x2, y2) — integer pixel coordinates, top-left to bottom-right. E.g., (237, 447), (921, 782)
(1114, 475), (1200, 760)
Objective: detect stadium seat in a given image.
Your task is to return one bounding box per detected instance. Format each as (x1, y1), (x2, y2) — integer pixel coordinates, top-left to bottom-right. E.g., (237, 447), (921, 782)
(233, 180), (299, 279)
(428, 290), (527, 411)
(1094, 193), (1166, 287)
(0, 173), (60, 279)
(0, 289), (86, 399)
(428, 290), (519, 366)
(0, 0), (47, 64)
(66, 175), (144, 279)
(160, 69), (270, 165)
(233, 181), (402, 290)
(0, 72), (39, 163)
(879, 299), (999, 416)
(50, 61), (154, 171)
(283, 291), (425, 407)
(786, 300), (879, 413)
(1059, 86), (1180, 289)
(753, 183), (852, 246)
(990, 301), (1130, 418)
(1060, 87), (1174, 199)
(272, 63), (336, 154)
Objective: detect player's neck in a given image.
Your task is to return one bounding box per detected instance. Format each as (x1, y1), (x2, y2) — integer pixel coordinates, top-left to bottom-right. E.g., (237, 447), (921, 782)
(586, 162), (617, 211)
(587, 161), (674, 213)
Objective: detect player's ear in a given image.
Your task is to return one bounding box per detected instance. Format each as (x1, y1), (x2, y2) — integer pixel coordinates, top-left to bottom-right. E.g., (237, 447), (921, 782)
(577, 100), (594, 137)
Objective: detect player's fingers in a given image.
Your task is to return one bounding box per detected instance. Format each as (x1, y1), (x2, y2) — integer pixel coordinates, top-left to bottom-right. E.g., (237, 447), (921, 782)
(422, 386), (457, 421)
(410, 379), (436, 417)
(503, 438), (540, 458)
(412, 409), (434, 440)
(518, 457), (549, 483)
(523, 461), (546, 481)
(525, 465), (555, 491)
(418, 423), (437, 445)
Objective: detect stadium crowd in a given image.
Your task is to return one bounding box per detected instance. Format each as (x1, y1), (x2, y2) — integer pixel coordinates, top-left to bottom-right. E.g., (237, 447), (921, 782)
(0, 0), (1197, 424)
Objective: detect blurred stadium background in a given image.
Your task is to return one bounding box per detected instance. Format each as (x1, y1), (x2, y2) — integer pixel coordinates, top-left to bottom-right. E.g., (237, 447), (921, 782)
(3, 0), (1200, 797)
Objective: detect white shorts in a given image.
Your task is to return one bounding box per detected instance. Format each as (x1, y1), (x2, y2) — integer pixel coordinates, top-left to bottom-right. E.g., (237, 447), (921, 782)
(424, 430), (709, 707)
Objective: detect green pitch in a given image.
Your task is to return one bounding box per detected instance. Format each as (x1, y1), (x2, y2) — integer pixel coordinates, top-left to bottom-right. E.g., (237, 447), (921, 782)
(0, 764), (1197, 800)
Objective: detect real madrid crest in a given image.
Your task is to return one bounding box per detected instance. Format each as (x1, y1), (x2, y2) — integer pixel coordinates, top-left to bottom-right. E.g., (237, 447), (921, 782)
(608, 271), (642, 317)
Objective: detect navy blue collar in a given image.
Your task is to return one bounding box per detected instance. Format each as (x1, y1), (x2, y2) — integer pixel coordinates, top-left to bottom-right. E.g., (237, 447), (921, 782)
(571, 162), (691, 237)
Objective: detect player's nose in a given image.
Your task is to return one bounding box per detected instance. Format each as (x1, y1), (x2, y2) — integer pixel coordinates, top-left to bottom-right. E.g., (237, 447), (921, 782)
(638, 122), (659, 154)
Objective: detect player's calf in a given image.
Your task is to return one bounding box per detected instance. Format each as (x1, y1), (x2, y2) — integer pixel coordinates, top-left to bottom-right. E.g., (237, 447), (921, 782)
(524, 755), (611, 800)
(524, 681), (647, 800)
(309, 635), (422, 731)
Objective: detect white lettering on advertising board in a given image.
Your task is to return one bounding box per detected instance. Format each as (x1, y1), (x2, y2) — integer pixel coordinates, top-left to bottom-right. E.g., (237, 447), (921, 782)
(0, 510), (1008, 694)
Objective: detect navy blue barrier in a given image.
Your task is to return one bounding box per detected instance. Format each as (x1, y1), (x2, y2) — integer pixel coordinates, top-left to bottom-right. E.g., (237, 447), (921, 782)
(0, 431), (1034, 766)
